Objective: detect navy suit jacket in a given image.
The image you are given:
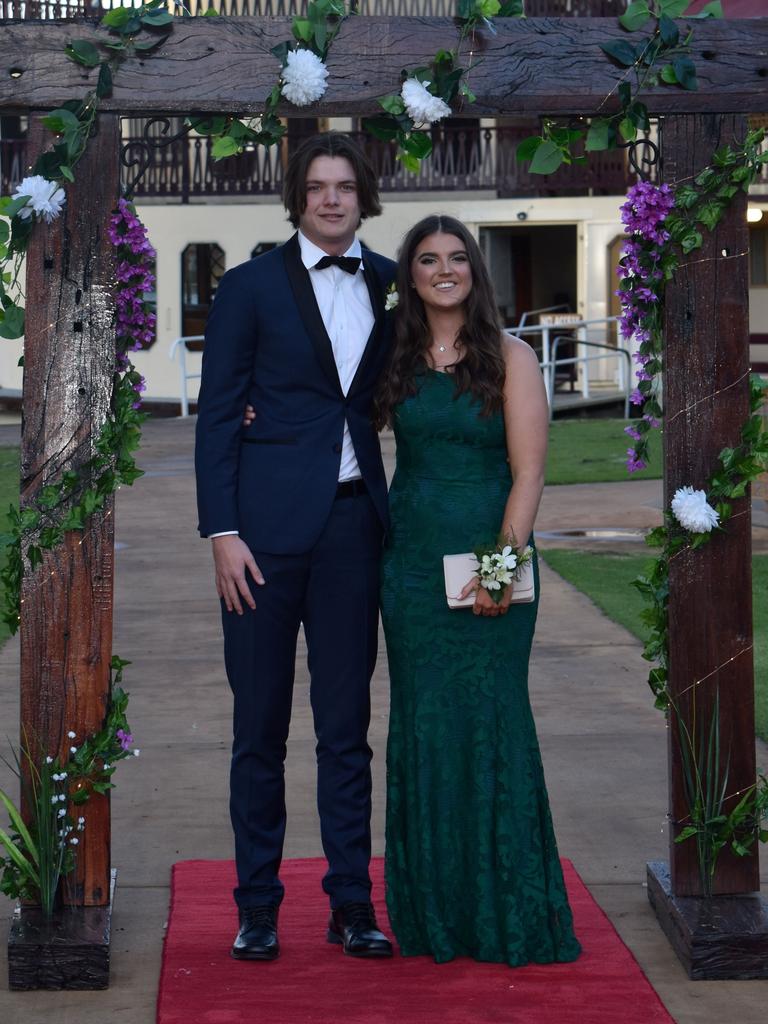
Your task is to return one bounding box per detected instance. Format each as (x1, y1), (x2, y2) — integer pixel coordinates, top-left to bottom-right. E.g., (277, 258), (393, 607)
(195, 233), (396, 553)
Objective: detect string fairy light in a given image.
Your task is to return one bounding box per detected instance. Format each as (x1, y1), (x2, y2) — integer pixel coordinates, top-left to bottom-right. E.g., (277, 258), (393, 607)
(671, 644), (754, 700)
(665, 369), (751, 426)
(678, 248), (750, 269)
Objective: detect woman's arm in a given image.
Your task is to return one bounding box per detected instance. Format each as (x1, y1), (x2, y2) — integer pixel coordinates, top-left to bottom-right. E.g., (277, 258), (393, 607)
(465, 335), (548, 617)
(498, 333), (549, 546)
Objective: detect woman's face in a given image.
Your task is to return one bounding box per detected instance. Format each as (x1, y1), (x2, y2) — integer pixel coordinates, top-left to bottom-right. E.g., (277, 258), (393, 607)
(410, 232), (473, 313)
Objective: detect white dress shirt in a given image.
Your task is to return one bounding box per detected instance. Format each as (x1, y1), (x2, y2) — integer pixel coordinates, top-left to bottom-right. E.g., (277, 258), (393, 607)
(298, 230), (374, 482)
(210, 232), (375, 538)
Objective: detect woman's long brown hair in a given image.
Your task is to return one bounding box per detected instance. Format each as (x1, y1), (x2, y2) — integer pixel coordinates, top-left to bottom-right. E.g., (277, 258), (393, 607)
(373, 215), (506, 430)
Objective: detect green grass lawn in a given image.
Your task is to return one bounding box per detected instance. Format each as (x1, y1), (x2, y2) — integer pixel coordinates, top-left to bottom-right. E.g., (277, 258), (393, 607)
(546, 418), (662, 485)
(540, 548), (768, 743)
(0, 447), (19, 648)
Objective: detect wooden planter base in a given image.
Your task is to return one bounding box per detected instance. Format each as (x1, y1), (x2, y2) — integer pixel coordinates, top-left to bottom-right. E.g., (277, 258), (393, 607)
(647, 861), (768, 980)
(7, 869), (116, 990)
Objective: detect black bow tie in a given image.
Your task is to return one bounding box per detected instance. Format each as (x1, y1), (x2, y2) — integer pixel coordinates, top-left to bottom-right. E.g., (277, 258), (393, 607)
(314, 255), (361, 275)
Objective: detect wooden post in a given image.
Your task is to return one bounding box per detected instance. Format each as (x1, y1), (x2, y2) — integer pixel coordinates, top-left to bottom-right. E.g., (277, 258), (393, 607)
(662, 112), (757, 898)
(11, 111), (120, 991)
(646, 112), (768, 980)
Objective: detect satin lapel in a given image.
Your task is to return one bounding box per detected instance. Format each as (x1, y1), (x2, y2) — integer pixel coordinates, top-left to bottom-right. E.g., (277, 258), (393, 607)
(348, 255), (386, 399)
(282, 233), (343, 395)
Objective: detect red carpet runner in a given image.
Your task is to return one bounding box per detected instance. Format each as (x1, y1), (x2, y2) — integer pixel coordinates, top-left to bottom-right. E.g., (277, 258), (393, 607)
(156, 858), (673, 1024)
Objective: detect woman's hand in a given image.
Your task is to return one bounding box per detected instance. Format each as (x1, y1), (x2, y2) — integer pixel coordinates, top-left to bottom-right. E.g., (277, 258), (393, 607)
(458, 577), (512, 617)
(242, 404), (256, 427)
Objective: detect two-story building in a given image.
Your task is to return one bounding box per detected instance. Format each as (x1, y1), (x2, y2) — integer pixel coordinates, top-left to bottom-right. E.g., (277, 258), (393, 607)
(1, 0), (765, 411)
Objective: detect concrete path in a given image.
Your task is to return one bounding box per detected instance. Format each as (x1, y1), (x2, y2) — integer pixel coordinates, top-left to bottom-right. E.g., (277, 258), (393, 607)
(1, 416), (767, 1024)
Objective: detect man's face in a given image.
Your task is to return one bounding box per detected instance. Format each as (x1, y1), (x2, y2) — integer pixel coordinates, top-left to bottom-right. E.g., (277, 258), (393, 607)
(298, 155), (361, 254)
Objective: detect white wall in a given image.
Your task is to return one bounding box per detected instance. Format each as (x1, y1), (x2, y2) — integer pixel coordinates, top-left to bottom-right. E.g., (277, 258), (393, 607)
(131, 193), (628, 405)
(14, 193), (768, 405)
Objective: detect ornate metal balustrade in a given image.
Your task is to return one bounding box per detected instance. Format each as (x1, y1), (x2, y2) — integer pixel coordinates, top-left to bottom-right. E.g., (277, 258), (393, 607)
(0, 122), (665, 200)
(1, 0), (628, 19)
(118, 122), (641, 200)
(0, 137), (26, 195)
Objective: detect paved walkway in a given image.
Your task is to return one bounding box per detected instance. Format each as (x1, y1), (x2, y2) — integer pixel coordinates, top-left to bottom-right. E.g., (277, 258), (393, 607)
(0, 416), (767, 1023)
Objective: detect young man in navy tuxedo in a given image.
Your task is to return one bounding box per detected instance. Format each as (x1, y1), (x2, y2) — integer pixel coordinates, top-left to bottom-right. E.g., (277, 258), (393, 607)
(195, 133), (396, 961)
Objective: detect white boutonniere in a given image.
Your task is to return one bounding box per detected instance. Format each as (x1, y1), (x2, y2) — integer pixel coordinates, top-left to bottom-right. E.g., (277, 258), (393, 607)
(385, 282), (399, 311)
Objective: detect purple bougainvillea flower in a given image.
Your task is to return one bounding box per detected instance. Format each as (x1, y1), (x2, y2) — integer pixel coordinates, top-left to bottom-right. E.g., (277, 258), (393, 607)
(626, 448), (647, 474)
(116, 728), (133, 750)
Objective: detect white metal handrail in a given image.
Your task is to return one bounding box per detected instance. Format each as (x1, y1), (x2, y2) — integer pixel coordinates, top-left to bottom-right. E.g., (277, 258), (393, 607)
(548, 336), (632, 420)
(169, 334), (204, 417)
(506, 315), (626, 409)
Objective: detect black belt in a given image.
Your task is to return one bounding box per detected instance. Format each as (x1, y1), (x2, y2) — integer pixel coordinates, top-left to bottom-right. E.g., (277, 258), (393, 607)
(336, 478), (367, 499)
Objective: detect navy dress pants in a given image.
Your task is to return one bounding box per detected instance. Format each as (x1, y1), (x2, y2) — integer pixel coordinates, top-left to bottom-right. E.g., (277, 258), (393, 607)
(222, 490), (382, 910)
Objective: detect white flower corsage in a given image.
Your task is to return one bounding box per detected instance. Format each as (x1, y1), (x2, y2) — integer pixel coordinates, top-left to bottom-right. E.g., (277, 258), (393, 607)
(401, 77), (452, 126)
(280, 48), (329, 107)
(12, 175), (66, 224)
(671, 486), (720, 533)
(384, 282), (399, 311)
(474, 539), (533, 604)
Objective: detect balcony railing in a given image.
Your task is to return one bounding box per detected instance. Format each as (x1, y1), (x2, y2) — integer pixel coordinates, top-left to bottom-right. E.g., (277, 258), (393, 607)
(1, 0), (628, 19)
(0, 138), (26, 195)
(1, 125), (658, 200)
(124, 124), (641, 200)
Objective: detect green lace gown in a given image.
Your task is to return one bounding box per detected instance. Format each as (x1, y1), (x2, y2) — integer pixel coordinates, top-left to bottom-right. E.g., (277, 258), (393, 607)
(381, 369), (581, 966)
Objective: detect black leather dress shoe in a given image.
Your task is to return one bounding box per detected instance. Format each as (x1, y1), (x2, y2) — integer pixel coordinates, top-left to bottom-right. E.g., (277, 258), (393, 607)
(327, 902), (393, 958)
(231, 905), (280, 960)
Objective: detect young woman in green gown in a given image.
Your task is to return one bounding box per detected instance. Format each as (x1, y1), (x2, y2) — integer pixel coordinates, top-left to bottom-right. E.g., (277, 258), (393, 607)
(375, 215), (581, 967)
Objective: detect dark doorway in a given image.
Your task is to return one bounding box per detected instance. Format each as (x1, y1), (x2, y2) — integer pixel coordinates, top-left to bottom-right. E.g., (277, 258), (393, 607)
(480, 224), (578, 328)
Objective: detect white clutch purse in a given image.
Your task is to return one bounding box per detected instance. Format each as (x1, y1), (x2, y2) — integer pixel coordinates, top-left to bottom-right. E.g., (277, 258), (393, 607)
(442, 551), (536, 609)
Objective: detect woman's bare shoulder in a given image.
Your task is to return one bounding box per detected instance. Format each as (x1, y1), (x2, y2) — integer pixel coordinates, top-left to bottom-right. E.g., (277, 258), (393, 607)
(499, 332), (540, 370)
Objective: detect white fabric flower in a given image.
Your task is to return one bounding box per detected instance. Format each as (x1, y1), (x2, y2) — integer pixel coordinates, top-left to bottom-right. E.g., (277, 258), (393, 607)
(280, 49), (329, 107)
(401, 78), (451, 125)
(12, 175), (66, 224)
(671, 486), (720, 533)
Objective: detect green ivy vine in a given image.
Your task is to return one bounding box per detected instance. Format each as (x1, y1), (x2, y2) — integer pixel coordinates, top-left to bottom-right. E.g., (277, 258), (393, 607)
(518, 0), (724, 176)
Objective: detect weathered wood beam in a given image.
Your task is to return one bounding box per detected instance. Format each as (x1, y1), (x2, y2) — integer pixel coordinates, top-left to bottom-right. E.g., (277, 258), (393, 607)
(662, 112), (757, 899)
(0, 17), (767, 116)
(20, 113), (120, 910)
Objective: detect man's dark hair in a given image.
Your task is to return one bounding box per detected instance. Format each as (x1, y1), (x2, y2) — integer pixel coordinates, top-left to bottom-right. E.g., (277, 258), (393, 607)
(282, 131), (382, 229)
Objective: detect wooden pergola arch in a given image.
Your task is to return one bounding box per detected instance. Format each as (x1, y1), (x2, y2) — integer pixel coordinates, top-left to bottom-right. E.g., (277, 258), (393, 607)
(1, 13), (767, 985)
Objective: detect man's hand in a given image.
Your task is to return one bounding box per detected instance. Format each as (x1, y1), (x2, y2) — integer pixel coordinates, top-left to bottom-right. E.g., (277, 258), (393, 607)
(212, 535), (264, 614)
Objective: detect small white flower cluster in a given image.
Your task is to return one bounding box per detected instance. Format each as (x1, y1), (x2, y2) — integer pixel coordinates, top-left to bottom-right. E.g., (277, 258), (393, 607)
(280, 48), (329, 107)
(58, 816), (85, 843)
(50, 793), (67, 805)
(671, 486), (720, 534)
(401, 78), (452, 126)
(478, 545), (519, 593)
(385, 284), (399, 311)
(51, 771), (68, 782)
(12, 174), (66, 224)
